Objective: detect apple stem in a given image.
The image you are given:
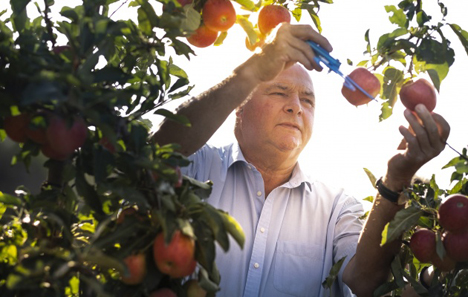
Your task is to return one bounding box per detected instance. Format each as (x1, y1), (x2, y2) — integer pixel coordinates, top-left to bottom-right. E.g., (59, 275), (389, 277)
(446, 142), (468, 161)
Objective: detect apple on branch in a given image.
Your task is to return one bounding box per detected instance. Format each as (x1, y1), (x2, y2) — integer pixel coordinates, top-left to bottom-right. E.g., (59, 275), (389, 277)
(438, 194), (468, 234)
(341, 67), (381, 106)
(153, 230), (197, 278)
(186, 24), (219, 48)
(121, 253), (147, 285)
(202, 0), (236, 32)
(149, 288), (177, 297)
(410, 228), (437, 263)
(257, 5), (291, 36)
(400, 78), (437, 112)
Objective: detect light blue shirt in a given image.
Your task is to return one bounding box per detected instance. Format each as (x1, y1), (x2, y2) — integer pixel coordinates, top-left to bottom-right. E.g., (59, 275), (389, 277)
(182, 142), (365, 297)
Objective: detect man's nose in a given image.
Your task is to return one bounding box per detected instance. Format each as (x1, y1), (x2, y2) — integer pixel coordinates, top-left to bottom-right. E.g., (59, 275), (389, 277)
(284, 96), (302, 115)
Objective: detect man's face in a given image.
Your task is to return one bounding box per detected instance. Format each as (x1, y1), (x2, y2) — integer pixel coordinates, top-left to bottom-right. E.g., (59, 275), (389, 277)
(235, 64), (315, 158)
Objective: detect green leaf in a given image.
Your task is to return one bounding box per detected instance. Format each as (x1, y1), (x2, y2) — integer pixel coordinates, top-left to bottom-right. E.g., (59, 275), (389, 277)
(201, 205), (230, 252)
(449, 23), (468, 56)
(390, 254), (406, 288)
(379, 101), (393, 121)
(233, 0), (256, 11)
(322, 256), (346, 289)
(385, 5), (408, 28)
(363, 168), (377, 188)
(137, 7), (152, 35)
(364, 29), (371, 54)
(169, 63), (188, 79)
(402, 269), (428, 295)
(180, 6), (200, 32)
(363, 196), (374, 203)
(93, 67), (132, 84)
(302, 5), (322, 33)
(435, 231), (446, 260)
(377, 28), (408, 53)
(372, 280), (399, 296)
(82, 248), (126, 275)
(153, 108), (191, 127)
(0, 192), (22, 207)
(237, 15), (257, 46)
(378, 66), (405, 121)
(214, 31), (228, 46)
(198, 266), (221, 293)
(221, 211), (245, 248)
(416, 10), (431, 27)
(415, 39), (454, 67)
(291, 7), (302, 23)
(60, 6), (80, 22)
(381, 205), (423, 246)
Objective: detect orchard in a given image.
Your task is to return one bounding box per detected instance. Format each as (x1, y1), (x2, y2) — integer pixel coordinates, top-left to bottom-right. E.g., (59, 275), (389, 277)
(0, 1), (468, 297)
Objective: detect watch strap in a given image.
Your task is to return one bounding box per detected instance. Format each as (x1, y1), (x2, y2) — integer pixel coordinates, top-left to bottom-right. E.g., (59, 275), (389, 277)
(375, 177), (401, 204)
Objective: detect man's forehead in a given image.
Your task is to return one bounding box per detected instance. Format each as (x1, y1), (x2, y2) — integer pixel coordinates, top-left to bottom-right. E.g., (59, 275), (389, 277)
(264, 81), (315, 96)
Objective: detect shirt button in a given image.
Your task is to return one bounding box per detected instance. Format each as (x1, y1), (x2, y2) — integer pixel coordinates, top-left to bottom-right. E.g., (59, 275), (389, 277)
(254, 263), (260, 269)
(247, 165), (252, 170)
(260, 227), (265, 233)
(257, 191), (262, 196)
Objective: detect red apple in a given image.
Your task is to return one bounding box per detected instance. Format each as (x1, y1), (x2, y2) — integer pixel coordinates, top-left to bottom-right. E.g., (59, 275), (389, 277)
(186, 24), (219, 48)
(202, 0), (236, 32)
(4, 114), (30, 143)
(409, 228), (437, 263)
(45, 115), (87, 156)
(149, 288), (177, 297)
(399, 78), (437, 112)
(121, 253), (147, 285)
(341, 67), (381, 106)
(257, 5), (291, 35)
(25, 113), (49, 144)
(438, 194), (468, 234)
(153, 230), (196, 278)
(41, 144), (71, 161)
(443, 230), (468, 262)
(430, 252), (456, 272)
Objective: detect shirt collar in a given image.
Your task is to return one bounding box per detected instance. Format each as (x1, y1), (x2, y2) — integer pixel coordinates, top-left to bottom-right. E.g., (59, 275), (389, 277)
(226, 142), (312, 191)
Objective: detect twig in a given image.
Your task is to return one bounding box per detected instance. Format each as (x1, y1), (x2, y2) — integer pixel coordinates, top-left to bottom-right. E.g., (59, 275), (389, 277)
(446, 142), (468, 161)
(43, 0), (56, 47)
(109, 0), (130, 19)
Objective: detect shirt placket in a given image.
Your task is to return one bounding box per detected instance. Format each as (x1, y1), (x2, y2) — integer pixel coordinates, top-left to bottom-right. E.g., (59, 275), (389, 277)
(243, 177), (272, 297)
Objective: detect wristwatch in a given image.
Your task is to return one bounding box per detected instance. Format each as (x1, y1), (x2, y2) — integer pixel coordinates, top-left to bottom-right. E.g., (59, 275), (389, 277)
(375, 177), (410, 205)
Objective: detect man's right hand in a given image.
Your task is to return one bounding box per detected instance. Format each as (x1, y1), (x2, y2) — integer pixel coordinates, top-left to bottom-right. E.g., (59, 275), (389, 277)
(236, 23), (333, 86)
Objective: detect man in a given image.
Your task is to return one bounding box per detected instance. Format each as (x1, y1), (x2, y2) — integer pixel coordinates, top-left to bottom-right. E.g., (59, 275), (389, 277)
(152, 23), (450, 296)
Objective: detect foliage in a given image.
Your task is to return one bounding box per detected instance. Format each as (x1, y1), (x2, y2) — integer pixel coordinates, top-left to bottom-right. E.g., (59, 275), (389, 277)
(368, 148), (468, 296)
(355, 0), (468, 121)
(0, 0), (247, 296)
(1, 0), (467, 296)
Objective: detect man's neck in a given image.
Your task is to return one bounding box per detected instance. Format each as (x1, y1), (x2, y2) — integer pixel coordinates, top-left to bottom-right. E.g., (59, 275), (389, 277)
(242, 147), (298, 198)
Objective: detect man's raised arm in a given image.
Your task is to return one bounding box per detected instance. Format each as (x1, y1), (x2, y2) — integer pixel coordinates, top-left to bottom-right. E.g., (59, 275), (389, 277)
(151, 24), (332, 156)
(343, 104), (451, 296)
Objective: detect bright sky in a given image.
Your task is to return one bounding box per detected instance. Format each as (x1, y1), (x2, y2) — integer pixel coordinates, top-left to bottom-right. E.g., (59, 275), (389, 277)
(2, 1), (467, 203)
(166, 0), (468, 202)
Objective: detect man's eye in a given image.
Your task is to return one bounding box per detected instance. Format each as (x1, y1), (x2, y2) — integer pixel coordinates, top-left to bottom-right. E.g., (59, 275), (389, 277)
(301, 99), (314, 106)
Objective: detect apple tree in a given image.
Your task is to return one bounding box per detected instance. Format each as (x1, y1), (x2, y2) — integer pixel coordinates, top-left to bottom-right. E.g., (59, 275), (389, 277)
(354, 1), (468, 295)
(1, 0), (468, 296)
(0, 0), (249, 296)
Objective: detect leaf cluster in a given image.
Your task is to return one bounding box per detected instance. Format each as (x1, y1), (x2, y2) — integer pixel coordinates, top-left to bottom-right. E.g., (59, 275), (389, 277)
(0, 0), (245, 296)
(355, 0), (468, 121)
(367, 146), (468, 296)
